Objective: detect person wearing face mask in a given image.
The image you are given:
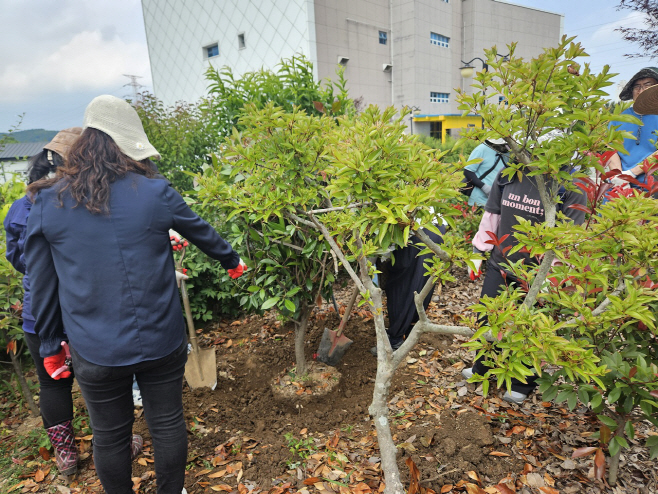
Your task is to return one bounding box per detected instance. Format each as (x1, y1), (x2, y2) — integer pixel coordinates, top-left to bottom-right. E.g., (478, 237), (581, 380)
(605, 67), (658, 183)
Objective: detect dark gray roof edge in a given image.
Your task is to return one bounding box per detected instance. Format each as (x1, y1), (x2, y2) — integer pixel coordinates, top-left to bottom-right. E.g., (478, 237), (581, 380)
(0, 142), (48, 160)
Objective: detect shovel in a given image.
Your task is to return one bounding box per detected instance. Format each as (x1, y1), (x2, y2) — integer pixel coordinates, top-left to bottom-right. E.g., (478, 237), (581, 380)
(171, 235), (218, 389)
(180, 279), (217, 389)
(317, 285), (359, 366)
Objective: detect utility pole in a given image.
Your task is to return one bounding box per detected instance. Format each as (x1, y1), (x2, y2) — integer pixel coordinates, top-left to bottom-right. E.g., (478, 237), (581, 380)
(123, 74), (143, 104)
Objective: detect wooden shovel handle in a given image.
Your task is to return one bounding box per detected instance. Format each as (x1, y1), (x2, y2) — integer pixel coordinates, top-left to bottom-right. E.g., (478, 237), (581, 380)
(336, 285), (360, 337)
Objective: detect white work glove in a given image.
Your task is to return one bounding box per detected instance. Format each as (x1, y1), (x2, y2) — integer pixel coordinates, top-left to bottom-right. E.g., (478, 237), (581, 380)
(175, 270), (189, 287)
(169, 229), (188, 251)
(481, 184), (492, 196)
(609, 172), (636, 188)
(468, 259), (483, 281)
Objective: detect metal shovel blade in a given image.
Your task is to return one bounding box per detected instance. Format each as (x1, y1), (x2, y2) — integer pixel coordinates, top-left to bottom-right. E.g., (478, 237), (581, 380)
(317, 328), (353, 367)
(184, 346), (217, 390)
(180, 279), (217, 389)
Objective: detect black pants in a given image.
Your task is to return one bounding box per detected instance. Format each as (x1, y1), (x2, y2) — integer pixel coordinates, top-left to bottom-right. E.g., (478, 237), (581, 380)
(24, 331), (74, 429)
(382, 227), (446, 346)
(71, 341), (188, 494)
(471, 266), (538, 395)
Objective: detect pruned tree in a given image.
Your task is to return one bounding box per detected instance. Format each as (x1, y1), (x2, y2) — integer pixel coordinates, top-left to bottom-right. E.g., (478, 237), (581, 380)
(458, 36), (658, 485)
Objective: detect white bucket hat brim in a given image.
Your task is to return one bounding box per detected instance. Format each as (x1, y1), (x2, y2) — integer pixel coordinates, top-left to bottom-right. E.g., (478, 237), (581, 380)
(83, 95), (161, 161)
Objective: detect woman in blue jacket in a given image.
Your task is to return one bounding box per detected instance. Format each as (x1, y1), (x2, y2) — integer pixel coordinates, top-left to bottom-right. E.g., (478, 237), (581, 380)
(6, 129), (144, 477)
(25, 95), (246, 494)
(4, 129), (84, 475)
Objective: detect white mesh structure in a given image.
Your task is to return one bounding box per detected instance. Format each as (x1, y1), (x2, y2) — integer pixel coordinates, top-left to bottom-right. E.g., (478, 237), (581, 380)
(141, 0), (314, 106)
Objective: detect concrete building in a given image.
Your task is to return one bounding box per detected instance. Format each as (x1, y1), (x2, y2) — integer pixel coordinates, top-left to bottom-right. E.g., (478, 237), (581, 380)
(141, 0), (562, 140)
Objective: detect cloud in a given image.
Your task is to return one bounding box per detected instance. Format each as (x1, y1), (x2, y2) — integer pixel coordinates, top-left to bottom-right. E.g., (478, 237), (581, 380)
(590, 11), (649, 44)
(0, 30), (150, 103)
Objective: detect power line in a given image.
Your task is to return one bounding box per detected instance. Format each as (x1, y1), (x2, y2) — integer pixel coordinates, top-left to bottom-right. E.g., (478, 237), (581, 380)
(123, 74), (144, 103)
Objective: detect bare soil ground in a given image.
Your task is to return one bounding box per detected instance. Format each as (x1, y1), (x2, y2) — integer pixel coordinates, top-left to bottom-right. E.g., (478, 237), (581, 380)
(2, 268), (657, 494)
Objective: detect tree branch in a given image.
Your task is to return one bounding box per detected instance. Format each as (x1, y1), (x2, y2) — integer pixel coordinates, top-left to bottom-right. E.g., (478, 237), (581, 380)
(305, 202), (372, 215)
(413, 228), (451, 262)
(306, 213), (366, 293)
(253, 229), (304, 252)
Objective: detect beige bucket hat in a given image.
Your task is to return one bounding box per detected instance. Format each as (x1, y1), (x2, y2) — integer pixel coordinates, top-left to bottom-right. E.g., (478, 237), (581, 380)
(43, 127), (83, 157)
(83, 95), (161, 161)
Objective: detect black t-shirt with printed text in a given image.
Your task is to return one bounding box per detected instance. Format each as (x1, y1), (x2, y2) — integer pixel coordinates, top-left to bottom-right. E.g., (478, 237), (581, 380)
(484, 170), (587, 276)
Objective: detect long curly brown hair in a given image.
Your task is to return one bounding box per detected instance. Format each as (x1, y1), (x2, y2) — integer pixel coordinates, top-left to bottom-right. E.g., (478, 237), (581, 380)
(28, 128), (157, 214)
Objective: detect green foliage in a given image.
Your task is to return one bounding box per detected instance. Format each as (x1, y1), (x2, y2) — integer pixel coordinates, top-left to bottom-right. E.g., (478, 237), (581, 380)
(177, 202), (244, 321)
(459, 36), (658, 462)
(199, 103), (337, 321)
(416, 135), (478, 163)
(135, 93), (221, 191)
(204, 54), (354, 138)
(283, 432), (317, 468)
(0, 175), (27, 357)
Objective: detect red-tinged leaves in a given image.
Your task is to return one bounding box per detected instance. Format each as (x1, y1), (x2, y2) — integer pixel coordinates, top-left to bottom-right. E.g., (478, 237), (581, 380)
(303, 477), (322, 485)
(313, 101), (326, 114)
(650, 390), (658, 398)
(598, 150), (617, 165)
(567, 203), (592, 214)
(594, 448), (606, 480)
(501, 245), (512, 255)
(6, 340), (16, 354)
(494, 483), (515, 494)
(629, 366), (638, 379)
(484, 232), (509, 247)
(572, 446), (598, 458)
(600, 425), (612, 443)
(406, 457), (421, 494)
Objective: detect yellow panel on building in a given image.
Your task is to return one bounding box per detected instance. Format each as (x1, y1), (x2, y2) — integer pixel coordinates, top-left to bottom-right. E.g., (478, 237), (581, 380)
(413, 114), (482, 143)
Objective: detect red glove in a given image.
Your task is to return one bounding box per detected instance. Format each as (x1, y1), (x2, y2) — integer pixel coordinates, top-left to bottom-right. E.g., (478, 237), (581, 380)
(228, 259), (247, 279)
(468, 259), (483, 281)
(44, 343), (72, 380)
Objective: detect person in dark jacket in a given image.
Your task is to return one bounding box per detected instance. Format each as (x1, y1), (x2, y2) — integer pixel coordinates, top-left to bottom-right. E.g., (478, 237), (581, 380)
(462, 168), (586, 404)
(4, 128), (85, 476)
(25, 95), (246, 494)
(372, 224), (446, 356)
(5, 128), (145, 477)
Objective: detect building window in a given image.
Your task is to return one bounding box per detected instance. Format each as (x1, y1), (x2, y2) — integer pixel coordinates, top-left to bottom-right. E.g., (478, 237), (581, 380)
(238, 33), (246, 50)
(430, 92), (449, 103)
(430, 122), (443, 139)
(204, 43), (219, 59)
(430, 32), (449, 47)
(379, 31), (387, 45)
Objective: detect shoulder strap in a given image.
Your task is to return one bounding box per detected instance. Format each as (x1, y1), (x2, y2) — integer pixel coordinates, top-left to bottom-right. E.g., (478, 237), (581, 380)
(478, 154), (503, 181)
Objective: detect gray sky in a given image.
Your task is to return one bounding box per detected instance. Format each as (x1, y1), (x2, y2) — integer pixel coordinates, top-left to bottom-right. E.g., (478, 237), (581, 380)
(0, 0), (654, 133)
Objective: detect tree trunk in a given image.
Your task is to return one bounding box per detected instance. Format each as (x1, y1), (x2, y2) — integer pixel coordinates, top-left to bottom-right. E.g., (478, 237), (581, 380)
(1, 327), (39, 416)
(294, 304), (312, 376)
(366, 283), (406, 494)
(608, 447), (621, 486)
